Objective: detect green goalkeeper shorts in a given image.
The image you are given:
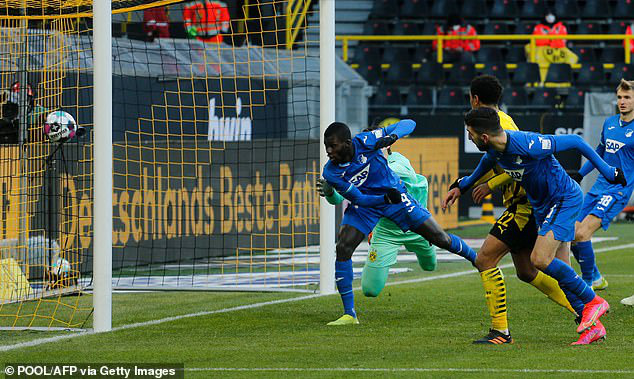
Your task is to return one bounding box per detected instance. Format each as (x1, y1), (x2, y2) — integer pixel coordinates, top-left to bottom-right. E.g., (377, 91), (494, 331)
(366, 230), (435, 269)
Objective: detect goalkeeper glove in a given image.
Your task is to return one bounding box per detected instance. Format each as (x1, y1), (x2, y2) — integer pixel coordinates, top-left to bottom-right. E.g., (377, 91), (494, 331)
(608, 167), (627, 187)
(316, 178), (334, 197)
(375, 134), (398, 149)
(384, 188), (402, 204)
(570, 172), (583, 184)
(186, 26), (198, 38)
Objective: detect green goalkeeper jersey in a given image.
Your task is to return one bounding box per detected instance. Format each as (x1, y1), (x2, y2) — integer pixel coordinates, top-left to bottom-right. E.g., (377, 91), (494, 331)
(325, 152), (429, 237)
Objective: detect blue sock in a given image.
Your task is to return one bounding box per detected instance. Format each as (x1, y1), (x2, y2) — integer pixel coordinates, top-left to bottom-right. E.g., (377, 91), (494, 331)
(448, 234), (476, 265)
(592, 266), (602, 282)
(543, 258), (595, 304)
(335, 260), (356, 317)
(560, 287), (585, 316)
(572, 241), (597, 286)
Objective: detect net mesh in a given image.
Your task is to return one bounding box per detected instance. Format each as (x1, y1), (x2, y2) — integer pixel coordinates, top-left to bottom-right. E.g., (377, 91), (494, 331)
(0, 14), (93, 329)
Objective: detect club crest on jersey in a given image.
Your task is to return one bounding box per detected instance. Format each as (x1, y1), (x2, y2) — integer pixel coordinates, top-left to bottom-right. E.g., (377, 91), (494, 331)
(349, 165), (371, 187)
(538, 136), (551, 150)
(626, 129), (633, 138)
(605, 138), (625, 153)
(504, 168), (525, 181)
(372, 129), (383, 138)
(358, 154), (367, 164)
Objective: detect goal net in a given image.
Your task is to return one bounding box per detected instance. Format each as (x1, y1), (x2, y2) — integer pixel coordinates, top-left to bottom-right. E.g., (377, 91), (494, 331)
(109, 0), (332, 291)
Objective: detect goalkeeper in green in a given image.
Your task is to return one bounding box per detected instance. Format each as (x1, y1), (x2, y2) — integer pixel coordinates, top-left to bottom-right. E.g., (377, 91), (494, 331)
(317, 142), (436, 297)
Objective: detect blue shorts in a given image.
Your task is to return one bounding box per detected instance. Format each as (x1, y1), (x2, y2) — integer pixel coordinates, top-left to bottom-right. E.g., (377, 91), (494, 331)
(534, 190), (583, 242)
(341, 192), (432, 235)
(577, 191), (630, 230)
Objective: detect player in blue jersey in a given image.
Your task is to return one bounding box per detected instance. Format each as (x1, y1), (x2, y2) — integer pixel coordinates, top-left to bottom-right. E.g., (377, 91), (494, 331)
(321, 119), (477, 325)
(570, 79), (634, 294)
(443, 107), (626, 344)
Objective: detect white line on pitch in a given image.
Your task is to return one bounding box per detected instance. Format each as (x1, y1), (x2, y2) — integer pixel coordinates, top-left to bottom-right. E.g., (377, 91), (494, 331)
(1, 242), (632, 353)
(187, 367), (634, 374)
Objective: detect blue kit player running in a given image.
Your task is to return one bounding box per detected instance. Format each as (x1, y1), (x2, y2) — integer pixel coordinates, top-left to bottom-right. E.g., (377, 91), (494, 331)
(321, 120), (477, 325)
(571, 79), (634, 292)
(443, 108), (627, 344)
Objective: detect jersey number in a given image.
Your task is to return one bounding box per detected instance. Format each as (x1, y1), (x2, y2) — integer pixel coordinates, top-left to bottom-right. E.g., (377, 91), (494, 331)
(598, 195), (613, 208)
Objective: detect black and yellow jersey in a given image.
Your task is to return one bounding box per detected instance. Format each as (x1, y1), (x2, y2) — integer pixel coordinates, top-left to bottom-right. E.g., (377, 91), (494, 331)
(473, 110), (528, 208)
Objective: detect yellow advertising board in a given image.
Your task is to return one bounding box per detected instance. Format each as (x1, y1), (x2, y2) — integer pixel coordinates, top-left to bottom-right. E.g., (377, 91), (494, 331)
(391, 137), (459, 229)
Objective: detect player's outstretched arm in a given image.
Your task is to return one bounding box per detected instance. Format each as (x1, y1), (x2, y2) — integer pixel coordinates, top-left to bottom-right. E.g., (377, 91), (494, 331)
(442, 152), (496, 209)
(574, 142), (605, 182)
(374, 119), (416, 149)
(552, 134), (626, 186)
(316, 178), (344, 205)
(322, 172), (401, 207)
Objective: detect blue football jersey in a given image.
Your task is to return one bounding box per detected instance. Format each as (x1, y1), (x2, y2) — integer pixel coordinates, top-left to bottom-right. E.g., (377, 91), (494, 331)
(487, 130), (580, 213)
(323, 126), (408, 198)
(588, 115), (634, 196)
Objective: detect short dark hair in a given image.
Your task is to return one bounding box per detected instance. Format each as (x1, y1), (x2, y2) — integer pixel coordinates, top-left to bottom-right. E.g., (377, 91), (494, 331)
(464, 107), (502, 135)
(324, 122), (351, 141)
(470, 75), (503, 105)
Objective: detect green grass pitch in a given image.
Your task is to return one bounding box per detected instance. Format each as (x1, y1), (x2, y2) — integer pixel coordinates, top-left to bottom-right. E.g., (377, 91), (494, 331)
(2, 223), (634, 378)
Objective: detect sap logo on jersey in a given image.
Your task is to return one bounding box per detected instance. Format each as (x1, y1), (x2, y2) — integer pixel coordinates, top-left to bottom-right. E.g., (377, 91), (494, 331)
(605, 139), (625, 153)
(504, 168), (525, 181)
(349, 165), (371, 187)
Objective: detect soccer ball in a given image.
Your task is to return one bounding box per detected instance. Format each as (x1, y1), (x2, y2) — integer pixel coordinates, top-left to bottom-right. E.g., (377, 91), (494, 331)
(44, 110), (78, 142)
(51, 257), (71, 276)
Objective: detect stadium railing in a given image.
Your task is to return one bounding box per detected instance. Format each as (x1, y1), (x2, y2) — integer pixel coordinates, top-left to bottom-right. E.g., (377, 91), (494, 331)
(337, 34), (632, 65)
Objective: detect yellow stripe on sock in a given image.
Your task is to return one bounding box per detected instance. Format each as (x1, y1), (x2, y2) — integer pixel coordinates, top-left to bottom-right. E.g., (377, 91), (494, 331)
(530, 271), (577, 315)
(480, 267), (508, 331)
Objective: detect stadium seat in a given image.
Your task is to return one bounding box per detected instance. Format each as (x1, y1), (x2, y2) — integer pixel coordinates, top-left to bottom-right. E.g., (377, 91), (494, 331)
(511, 63), (540, 86)
(357, 64), (382, 85)
(576, 23), (602, 35)
(544, 63), (573, 86)
(611, 64), (634, 82)
(370, 85), (402, 107)
(364, 20), (392, 36)
(529, 88), (557, 109)
(351, 44), (382, 66)
(393, 21), (421, 36)
(563, 88), (587, 110)
(482, 63), (510, 85)
(516, 21), (537, 35)
(505, 46), (527, 63)
(554, 0), (580, 20)
(461, 0), (487, 20)
(405, 86), (434, 109)
(399, 0), (429, 20)
(476, 47), (504, 63)
(369, 0), (399, 20)
(501, 87), (529, 112)
(600, 47), (625, 64)
(607, 21), (628, 35)
(384, 61), (414, 85)
(412, 44), (432, 62)
(520, 0), (547, 20)
(437, 87), (467, 108)
(572, 47), (598, 63)
(430, 0), (459, 19)
(416, 62), (444, 86)
(576, 64), (606, 87)
(581, 0), (611, 19)
(383, 46), (412, 63)
(613, 0), (634, 19)
(446, 63), (476, 85)
(482, 22), (510, 35)
(490, 0), (518, 19)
